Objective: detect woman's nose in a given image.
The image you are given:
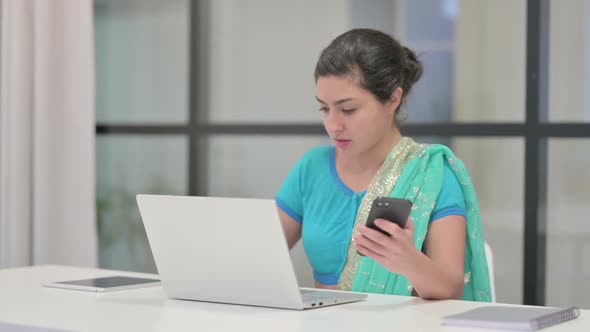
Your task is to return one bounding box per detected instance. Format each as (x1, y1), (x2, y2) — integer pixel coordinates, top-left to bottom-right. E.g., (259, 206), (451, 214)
(324, 111), (344, 133)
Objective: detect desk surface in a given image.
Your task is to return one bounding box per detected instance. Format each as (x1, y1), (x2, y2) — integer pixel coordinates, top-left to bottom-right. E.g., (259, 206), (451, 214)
(0, 265), (587, 332)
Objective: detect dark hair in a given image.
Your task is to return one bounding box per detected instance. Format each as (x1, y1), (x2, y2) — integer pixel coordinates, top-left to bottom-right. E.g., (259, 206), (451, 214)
(314, 28), (423, 121)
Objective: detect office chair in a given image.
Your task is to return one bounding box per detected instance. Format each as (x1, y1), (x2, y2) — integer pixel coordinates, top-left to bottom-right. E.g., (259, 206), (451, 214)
(484, 241), (497, 302)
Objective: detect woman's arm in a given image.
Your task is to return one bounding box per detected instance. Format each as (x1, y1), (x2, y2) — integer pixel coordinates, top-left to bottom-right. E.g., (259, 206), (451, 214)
(277, 206), (302, 249)
(405, 215), (466, 299)
(354, 215), (466, 300)
(314, 281), (338, 289)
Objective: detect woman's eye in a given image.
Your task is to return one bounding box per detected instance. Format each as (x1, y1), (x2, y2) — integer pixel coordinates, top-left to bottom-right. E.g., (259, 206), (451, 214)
(342, 108), (357, 114)
(318, 106), (328, 112)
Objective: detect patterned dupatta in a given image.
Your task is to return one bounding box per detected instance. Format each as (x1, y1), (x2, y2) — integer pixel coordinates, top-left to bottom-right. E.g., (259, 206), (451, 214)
(338, 137), (492, 302)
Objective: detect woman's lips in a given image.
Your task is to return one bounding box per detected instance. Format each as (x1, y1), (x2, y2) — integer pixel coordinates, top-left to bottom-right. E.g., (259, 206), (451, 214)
(335, 139), (351, 148)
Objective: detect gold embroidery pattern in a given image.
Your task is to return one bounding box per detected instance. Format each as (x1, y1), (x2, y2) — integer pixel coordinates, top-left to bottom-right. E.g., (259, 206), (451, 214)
(464, 271), (471, 284)
(338, 137), (424, 291)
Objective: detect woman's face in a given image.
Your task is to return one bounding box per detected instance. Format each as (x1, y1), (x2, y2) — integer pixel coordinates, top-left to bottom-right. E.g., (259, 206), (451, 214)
(316, 75), (399, 156)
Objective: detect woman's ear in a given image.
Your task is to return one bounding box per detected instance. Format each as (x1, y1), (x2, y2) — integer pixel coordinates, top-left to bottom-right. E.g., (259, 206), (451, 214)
(387, 87), (403, 114)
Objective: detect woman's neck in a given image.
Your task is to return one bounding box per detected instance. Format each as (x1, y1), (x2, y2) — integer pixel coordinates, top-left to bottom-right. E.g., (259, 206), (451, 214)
(337, 129), (402, 176)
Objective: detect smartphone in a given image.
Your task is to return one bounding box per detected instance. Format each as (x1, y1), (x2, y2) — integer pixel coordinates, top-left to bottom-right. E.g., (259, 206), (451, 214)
(364, 197), (413, 235)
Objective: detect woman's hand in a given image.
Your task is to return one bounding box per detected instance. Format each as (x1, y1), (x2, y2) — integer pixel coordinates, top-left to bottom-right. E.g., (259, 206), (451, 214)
(355, 215), (466, 300)
(353, 217), (418, 274)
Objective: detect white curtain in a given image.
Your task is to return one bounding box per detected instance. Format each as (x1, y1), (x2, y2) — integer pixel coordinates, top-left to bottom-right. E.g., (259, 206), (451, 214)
(0, 0), (97, 267)
(586, 1), (590, 121)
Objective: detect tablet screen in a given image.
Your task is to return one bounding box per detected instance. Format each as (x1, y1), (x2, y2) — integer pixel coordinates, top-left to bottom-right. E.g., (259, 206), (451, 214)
(54, 276), (160, 288)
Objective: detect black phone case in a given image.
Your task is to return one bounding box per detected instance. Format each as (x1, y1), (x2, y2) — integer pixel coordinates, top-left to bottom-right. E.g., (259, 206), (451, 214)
(364, 197), (413, 235)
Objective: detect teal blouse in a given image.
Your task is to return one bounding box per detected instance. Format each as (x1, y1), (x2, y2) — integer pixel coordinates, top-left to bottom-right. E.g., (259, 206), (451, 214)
(276, 146), (465, 285)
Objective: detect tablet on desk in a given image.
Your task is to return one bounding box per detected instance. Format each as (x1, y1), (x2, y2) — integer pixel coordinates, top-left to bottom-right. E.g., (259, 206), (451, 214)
(43, 276), (161, 292)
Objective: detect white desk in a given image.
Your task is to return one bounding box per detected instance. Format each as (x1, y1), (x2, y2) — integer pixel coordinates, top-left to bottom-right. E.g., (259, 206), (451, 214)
(0, 265), (587, 332)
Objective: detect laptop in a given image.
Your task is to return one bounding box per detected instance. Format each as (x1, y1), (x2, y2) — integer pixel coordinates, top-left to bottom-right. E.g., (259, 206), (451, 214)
(136, 194), (368, 310)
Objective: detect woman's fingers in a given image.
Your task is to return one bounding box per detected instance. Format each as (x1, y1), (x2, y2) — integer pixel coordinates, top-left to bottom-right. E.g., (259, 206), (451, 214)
(354, 231), (386, 254)
(373, 218), (404, 237)
(354, 241), (386, 260)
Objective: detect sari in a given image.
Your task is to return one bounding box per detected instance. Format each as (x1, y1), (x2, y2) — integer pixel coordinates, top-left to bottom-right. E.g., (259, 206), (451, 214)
(338, 137), (492, 302)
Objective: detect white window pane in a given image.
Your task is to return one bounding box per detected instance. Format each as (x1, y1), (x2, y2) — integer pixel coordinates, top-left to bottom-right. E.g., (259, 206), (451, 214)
(453, 137), (525, 304)
(206, 0), (349, 124)
(205, 0), (526, 124)
(206, 135), (330, 198)
(547, 139), (590, 308)
(405, 0), (455, 42)
(97, 135), (188, 273)
(453, 0), (526, 122)
(548, 0), (590, 122)
(405, 51), (453, 123)
(94, 0), (189, 124)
